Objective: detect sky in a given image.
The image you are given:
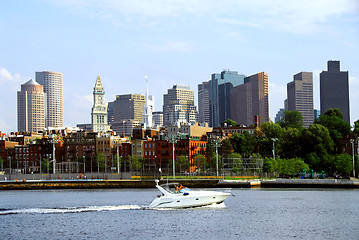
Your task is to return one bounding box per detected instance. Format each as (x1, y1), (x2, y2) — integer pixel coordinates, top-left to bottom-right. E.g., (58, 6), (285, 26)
(0, 0), (358, 133)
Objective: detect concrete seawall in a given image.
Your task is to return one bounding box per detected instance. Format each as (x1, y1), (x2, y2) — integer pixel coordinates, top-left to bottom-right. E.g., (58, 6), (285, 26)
(1, 179), (358, 190)
(0, 179), (221, 190)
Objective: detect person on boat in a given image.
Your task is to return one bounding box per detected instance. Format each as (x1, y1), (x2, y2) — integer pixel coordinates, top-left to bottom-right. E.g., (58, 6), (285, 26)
(175, 185), (179, 192)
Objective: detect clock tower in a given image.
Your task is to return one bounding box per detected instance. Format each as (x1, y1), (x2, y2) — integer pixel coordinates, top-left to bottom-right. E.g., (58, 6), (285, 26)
(91, 75), (109, 132)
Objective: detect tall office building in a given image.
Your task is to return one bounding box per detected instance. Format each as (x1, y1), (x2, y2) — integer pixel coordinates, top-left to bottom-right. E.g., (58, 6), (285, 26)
(35, 71), (63, 128)
(287, 72), (314, 127)
(208, 70), (246, 127)
(198, 81), (210, 124)
(152, 111), (164, 128)
(113, 94), (145, 122)
(231, 72), (269, 126)
(320, 60), (350, 123)
(111, 94), (145, 135)
(91, 76), (109, 132)
(17, 79), (46, 132)
(163, 85), (196, 126)
(275, 108), (285, 123)
(314, 109), (320, 120)
(107, 101), (115, 126)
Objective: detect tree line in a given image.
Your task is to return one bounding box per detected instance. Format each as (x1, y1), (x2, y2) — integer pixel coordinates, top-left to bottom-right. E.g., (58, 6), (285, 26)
(215, 109), (359, 177)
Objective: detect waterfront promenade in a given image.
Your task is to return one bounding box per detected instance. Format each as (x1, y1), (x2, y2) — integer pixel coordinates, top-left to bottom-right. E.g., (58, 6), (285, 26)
(1, 177), (358, 190)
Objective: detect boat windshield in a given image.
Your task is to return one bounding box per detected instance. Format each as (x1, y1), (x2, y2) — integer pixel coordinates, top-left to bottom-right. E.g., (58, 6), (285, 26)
(179, 187), (191, 193)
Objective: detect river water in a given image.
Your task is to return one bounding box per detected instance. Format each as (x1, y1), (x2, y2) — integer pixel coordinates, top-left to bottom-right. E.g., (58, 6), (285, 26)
(0, 188), (358, 240)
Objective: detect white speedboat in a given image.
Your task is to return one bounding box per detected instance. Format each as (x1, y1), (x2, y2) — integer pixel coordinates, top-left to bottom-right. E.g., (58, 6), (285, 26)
(149, 180), (231, 209)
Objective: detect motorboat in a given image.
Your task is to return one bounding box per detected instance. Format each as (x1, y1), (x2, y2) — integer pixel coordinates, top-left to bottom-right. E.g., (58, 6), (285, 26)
(149, 180), (231, 209)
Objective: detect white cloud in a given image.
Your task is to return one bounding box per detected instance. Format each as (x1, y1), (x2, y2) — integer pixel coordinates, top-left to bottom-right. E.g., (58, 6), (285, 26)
(0, 67), (27, 85)
(63, 94), (93, 126)
(46, 0), (358, 34)
(72, 94), (93, 107)
(0, 68), (30, 133)
(0, 67), (14, 81)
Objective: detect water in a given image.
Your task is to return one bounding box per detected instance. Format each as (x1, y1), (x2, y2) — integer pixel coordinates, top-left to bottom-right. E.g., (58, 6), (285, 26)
(1, 188), (358, 240)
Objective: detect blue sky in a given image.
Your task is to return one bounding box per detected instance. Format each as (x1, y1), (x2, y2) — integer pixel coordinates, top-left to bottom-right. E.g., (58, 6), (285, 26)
(0, 0), (358, 133)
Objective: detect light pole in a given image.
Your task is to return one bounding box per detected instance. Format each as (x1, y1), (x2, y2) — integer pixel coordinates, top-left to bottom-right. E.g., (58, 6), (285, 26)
(49, 135), (58, 175)
(8, 156), (11, 181)
(97, 155), (100, 173)
(350, 139), (355, 178)
(117, 143), (120, 174)
(215, 138), (219, 177)
(271, 138), (278, 159)
(210, 136), (220, 177)
(168, 135), (178, 179)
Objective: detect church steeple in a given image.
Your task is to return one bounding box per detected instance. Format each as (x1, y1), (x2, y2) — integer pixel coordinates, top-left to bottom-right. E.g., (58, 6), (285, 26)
(143, 75), (153, 129)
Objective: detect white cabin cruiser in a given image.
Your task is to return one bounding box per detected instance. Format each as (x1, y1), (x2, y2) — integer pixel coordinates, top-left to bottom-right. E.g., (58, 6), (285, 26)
(149, 180), (231, 209)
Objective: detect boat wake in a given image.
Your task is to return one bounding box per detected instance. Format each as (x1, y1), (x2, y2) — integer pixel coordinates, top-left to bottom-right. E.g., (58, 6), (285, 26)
(0, 205), (143, 215)
(0, 202), (227, 215)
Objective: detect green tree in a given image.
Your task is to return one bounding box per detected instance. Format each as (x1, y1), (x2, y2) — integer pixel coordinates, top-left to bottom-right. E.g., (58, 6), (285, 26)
(208, 153), (222, 171)
(205, 139), (215, 161)
(353, 119), (359, 136)
(194, 154), (208, 172)
(41, 158), (50, 173)
(130, 156), (145, 172)
(224, 119), (237, 127)
(227, 152), (242, 172)
(230, 132), (255, 157)
(219, 138), (233, 158)
(315, 108), (351, 148)
(113, 155), (123, 172)
(256, 136), (272, 158)
(301, 124), (335, 171)
(260, 122), (282, 139)
(96, 153), (105, 171)
(279, 110), (304, 129)
(323, 108), (344, 118)
(177, 155), (190, 172)
(334, 153), (353, 177)
(279, 127), (301, 158)
(263, 157), (309, 177)
(263, 157), (275, 173)
(0, 156), (4, 171)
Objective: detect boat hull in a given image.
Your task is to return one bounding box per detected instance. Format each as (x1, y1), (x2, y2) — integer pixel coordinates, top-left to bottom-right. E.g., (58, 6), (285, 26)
(149, 191), (230, 209)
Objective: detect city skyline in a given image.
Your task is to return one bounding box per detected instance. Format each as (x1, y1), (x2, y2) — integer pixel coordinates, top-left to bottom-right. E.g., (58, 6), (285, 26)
(1, 1), (358, 133)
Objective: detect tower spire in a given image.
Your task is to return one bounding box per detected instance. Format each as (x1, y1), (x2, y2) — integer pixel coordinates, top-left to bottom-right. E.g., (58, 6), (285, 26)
(145, 75), (149, 107)
(143, 75), (153, 129)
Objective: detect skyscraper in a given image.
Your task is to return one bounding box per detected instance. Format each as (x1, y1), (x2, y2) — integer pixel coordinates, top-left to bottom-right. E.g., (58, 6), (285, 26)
(35, 71), (63, 128)
(198, 81), (210, 124)
(163, 85), (196, 126)
(320, 60), (350, 123)
(111, 94), (145, 135)
(152, 111), (164, 128)
(91, 76), (109, 132)
(314, 109), (321, 120)
(208, 70), (246, 127)
(17, 79), (46, 132)
(287, 72), (314, 127)
(231, 72), (269, 126)
(113, 94), (146, 122)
